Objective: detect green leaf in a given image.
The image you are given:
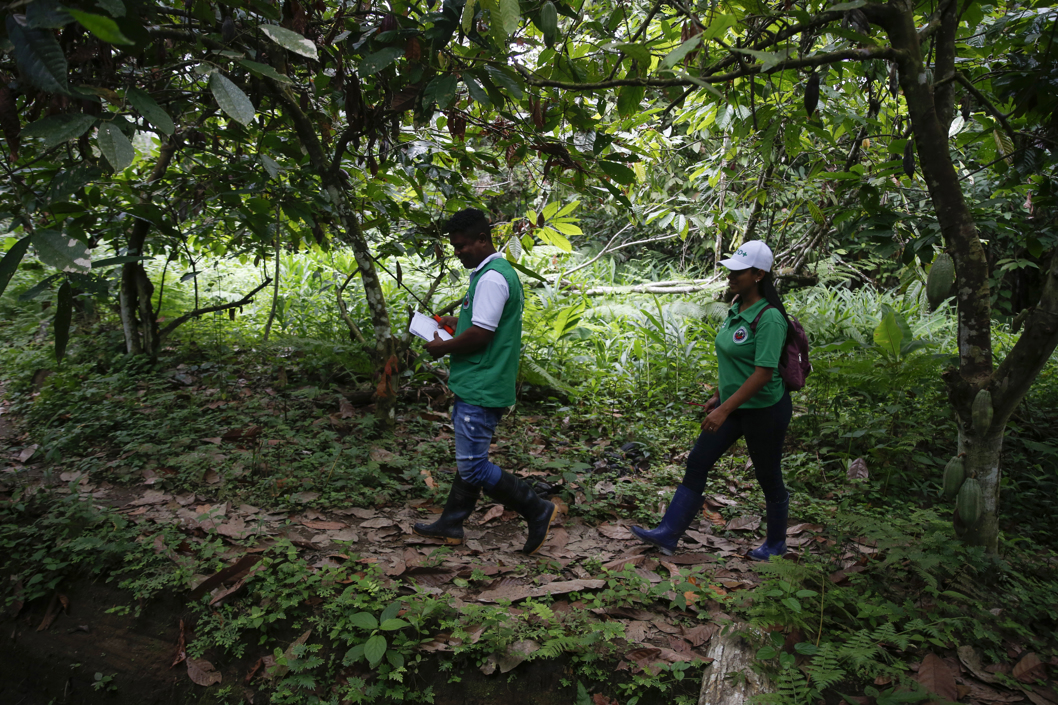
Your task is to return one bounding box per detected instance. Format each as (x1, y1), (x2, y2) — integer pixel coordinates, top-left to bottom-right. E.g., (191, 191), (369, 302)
(379, 602), (401, 623)
(828, 1), (866, 10)
(386, 651), (404, 669)
(379, 618), (409, 631)
(873, 310), (903, 359)
(26, 1), (74, 29)
(54, 280), (72, 363)
(538, 226), (572, 252)
(261, 154), (281, 179)
(555, 201), (580, 217)
(97, 0), (127, 17)
(0, 236), (32, 299)
(359, 47), (405, 76)
(508, 259), (547, 282)
(237, 59), (294, 84)
(551, 221), (582, 236)
(364, 635), (387, 666)
(616, 85), (645, 117)
(343, 643), (365, 665)
(18, 274), (61, 301)
(701, 13), (737, 40)
(66, 9), (134, 45)
(484, 66), (524, 99)
(599, 160), (636, 185)
(126, 87), (174, 135)
(22, 114), (96, 149)
(422, 74), (459, 109)
(209, 73), (256, 126)
(33, 230), (91, 272)
(97, 123), (135, 171)
(91, 255), (149, 268)
(612, 42), (650, 65)
(462, 0), (477, 33)
(7, 15), (69, 94)
(781, 597), (802, 613)
(756, 645), (778, 659)
(349, 612), (378, 630)
(463, 75), (492, 107)
(260, 25), (318, 60)
(499, 0), (521, 35)
(662, 36), (702, 69)
(733, 47), (792, 72)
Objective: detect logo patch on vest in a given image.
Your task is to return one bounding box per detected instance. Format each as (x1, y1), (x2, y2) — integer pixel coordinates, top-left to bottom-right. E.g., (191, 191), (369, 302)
(732, 326), (749, 344)
(462, 294), (470, 309)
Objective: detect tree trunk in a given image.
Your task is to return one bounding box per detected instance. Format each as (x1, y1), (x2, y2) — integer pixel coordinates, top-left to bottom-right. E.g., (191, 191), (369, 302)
(120, 138), (177, 357)
(955, 429), (1003, 552)
(264, 80), (401, 428)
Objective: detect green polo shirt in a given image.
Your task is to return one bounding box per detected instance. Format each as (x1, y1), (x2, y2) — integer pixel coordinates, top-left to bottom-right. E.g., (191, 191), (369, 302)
(715, 298), (787, 409)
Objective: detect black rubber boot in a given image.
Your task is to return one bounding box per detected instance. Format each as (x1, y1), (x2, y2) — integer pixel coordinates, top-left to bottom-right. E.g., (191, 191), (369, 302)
(485, 470), (556, 555)
(413, 474), (481, 544)
(748, 494), (789, 561)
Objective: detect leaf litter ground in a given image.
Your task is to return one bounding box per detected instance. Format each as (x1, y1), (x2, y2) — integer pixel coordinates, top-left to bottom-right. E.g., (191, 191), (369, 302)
(0, 360), (1054, 705)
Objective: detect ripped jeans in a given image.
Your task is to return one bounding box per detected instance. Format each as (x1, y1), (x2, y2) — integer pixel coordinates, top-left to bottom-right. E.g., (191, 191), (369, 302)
(452, 397), (506, 489)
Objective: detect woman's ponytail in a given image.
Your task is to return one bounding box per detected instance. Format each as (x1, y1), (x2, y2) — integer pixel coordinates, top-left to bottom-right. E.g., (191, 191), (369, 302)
(757, 270), (791, 337)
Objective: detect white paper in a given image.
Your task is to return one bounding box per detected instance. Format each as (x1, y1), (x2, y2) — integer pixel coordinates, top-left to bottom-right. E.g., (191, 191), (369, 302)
(409, 311), (453, 342)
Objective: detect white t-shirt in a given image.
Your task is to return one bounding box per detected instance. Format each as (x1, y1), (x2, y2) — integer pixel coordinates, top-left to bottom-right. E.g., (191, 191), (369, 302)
(468, 253), (509, 332)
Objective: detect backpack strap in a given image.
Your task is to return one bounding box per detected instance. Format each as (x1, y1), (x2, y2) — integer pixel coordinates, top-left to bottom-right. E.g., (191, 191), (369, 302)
(749, 305), (775, 333)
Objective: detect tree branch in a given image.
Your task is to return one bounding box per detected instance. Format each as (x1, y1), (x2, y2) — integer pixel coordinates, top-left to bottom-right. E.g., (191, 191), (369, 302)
(157, 278), (272, 343)
(336, 267), (368, 346)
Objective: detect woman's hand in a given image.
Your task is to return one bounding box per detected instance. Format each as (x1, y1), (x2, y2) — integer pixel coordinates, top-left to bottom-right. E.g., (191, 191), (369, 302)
(703, 395), (721, 413)
(701, 405), (729, 433)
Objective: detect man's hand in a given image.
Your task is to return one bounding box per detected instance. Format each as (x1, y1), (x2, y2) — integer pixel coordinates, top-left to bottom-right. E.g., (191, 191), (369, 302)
(438, 315), (458, 331)
(424, 332), (447, 359)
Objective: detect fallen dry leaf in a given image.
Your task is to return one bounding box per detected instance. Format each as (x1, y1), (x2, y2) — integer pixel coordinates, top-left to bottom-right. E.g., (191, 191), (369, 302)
(724, 515), (761, 531)
(1014, 653), (1046, 683)
(36, 593), (62, 631)
(217, 516), (249, 539)
(187, 657), (222, 686)
(360, 517), (397, 529)
(301, 520), (346, 531)
(480, 504), (504, 524)
(847, 457), (869, 480)
(682, 622), (719, 647)
(597, 523), (633, 540)
(18, 445), (39, 463)
(477, 579), (604, 603)
(270, 630), (312, 679)
(914, 653), (959, 702)
(189, 555), (261, 601)
(498, 639), (540, 673)
(958, 644), (997, 683)
(551, 495), (569, 514)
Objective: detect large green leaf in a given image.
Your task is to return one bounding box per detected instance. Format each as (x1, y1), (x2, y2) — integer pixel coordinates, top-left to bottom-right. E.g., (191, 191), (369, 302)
(662, 36), (702, 69)
(700, 13), (737, 40)
(7, 15), (69, 94)
(422, 74), (458, 109)
(260, 25), (318, 61)
(359, 47), (405, 76)
(616, 85), (645, 117)
(0, 235), (32, 299)
(463, 75), (492, 107)
(237, 59), (294, 85)
(209, 73), (255, 126)
(97, 122), (135, 171)
(349, 612), (378, 630)
(97, 0), (127, 17)
(498, 0), (521, 35)
(33, 230), (91, 272)
(54, 280), (72, 363)
(873, 310), (903, 359)
(26, 1), (74, 29)
(483, 66), (523, 99)
(21, 114), (97, 149)
(66, 9), (134, 45)
(126, 87), (174, 135)
(462, 0), (477, 32)
(364, 635), (387, 666)
(599, 160), (636, 185)
(610, 42), (651, 65)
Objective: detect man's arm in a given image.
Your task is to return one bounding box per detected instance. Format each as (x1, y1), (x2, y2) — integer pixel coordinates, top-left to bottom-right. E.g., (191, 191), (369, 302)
(425, 325), (495, 359)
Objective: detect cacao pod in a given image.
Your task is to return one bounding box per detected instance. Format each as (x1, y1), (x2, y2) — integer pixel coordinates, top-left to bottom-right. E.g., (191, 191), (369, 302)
(956, 477), (983, 526)
(971, 389), (993, 434)
(942, 456), (965, 498)
(926, 253), (954, 310)
(804, 72), (820, 117)
(540, 2), (558, 48)
(222, 16), (236, 43)
(380, 13), (399, 34)
(903, 139), (915, 178)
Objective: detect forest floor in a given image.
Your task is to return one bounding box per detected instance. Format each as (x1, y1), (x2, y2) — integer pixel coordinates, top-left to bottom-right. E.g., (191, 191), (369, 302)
(0, 348), (1055, 705)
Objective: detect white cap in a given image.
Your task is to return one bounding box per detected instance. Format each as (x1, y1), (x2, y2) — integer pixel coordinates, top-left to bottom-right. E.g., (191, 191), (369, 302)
(719, 240), (774, 272)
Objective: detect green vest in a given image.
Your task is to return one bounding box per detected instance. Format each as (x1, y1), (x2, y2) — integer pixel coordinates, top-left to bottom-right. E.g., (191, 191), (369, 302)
(449, 258), (524, 408)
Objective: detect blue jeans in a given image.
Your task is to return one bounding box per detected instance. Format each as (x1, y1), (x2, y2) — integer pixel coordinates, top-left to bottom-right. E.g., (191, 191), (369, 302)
(452, 397), (505, 488)
(682, 392), (792, 504)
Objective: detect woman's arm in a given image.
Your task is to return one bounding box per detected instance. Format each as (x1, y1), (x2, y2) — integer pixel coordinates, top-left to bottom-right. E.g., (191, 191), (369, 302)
(701, 366), (774, 432)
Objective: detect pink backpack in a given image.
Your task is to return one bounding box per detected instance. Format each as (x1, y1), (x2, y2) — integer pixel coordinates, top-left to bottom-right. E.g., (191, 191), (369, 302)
(751, 306), (812, 391)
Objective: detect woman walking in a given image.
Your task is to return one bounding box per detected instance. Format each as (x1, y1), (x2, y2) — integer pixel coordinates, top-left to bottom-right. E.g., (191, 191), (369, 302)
(632, 241), (793, 560)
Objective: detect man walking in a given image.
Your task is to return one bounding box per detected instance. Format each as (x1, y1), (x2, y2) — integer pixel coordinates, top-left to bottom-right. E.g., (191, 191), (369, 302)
(414, 208), (556, 555)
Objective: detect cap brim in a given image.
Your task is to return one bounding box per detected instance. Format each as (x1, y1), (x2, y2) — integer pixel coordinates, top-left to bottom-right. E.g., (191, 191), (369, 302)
(719, 257), (752, 270)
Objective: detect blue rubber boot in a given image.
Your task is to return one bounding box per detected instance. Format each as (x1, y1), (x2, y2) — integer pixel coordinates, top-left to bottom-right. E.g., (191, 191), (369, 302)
(748, 494), (789, 561)
(631, 485), (703, 556)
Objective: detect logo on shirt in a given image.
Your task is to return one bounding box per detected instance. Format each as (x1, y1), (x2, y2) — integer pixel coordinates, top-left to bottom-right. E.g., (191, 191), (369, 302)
(462, 294), (470, 309)
(732, 326), (749, 344)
